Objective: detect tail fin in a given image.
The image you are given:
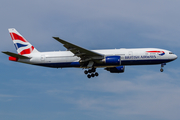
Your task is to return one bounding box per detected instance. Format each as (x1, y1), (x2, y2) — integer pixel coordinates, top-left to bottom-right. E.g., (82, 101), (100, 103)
(8, 28), (39, 55)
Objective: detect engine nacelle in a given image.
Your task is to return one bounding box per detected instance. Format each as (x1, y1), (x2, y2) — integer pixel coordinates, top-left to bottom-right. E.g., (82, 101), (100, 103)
(105, 66), (125, 73)
(103, 56), (121, 65)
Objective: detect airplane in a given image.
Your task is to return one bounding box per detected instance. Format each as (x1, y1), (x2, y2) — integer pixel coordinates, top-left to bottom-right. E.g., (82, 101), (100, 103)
(2, 28), (178, 78)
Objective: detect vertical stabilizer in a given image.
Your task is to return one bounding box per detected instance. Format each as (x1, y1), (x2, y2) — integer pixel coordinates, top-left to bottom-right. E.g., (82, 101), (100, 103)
(8, 28), (39, 55)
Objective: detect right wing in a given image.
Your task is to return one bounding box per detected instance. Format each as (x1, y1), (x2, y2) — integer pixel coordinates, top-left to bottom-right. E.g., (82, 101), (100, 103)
(2, 51), (31, 59)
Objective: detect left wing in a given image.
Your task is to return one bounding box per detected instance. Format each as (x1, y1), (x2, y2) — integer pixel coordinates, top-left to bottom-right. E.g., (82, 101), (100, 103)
(53, 37), (104, 62)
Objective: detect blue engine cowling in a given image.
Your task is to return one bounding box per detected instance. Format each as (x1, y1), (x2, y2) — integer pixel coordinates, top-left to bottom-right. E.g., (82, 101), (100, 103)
(105, 56), (121, 65)
(105, 66), (125, 73)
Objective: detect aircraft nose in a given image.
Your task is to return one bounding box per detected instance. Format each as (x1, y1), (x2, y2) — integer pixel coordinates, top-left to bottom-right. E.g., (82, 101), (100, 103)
(173, 54), (178, 60)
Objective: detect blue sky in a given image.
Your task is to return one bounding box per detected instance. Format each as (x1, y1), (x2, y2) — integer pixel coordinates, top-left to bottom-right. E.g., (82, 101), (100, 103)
(1, 0), (180, 120)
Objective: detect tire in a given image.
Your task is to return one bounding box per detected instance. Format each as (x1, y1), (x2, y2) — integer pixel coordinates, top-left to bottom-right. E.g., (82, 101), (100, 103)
(87, 74), (91, 78)
(91, 73), (95, 77)
(95, 72), (99, 76)
(84, 70), (88, 74)
(88, 69), (92, 73)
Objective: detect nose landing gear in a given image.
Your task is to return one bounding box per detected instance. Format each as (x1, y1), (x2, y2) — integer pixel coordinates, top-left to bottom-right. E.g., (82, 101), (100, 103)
(84, 68), (99, 78)
(160, 63), (166, 72)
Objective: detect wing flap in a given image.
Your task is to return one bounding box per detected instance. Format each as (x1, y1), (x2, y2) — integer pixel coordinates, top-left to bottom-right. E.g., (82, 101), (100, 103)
(2, 51), (31, 59)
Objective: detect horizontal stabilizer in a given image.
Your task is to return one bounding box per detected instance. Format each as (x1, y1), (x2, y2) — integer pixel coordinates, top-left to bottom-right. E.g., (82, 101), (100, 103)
(2, 51), (31, 59)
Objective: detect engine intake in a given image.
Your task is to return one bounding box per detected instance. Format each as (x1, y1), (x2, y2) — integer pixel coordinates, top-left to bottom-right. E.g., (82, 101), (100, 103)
(103, 56), (121, 65)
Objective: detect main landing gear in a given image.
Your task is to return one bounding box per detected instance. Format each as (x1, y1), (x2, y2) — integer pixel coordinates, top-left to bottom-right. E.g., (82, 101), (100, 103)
(84, 68), (99, 78)
(160, 63), (166, 72)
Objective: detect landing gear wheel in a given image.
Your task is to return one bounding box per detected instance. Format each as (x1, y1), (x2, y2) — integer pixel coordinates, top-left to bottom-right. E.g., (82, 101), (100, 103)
(95, 72), (99, 76)
(91, 73), (95, 77)
(160, 63), (166, 72)
(84, 68), (99, 78)
(87, 74), (91, 78)
(88, 69), (92, 73)
(84, 70), (88, 74)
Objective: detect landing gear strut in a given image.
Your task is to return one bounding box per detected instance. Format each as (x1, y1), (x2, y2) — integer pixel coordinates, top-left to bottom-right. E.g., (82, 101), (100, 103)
(160, 63), (166, 72)
(84, 68), (99, 78)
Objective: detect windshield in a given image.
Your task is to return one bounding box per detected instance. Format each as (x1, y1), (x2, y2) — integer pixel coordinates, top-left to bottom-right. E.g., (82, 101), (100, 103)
(169, 52), (174, 54)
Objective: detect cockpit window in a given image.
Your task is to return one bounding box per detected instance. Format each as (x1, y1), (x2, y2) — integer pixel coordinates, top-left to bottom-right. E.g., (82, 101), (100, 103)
(169, 52), (174, 54)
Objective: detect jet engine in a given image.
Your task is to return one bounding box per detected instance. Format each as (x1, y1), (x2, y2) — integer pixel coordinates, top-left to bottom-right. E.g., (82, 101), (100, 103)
(105, 66), (125, 73)
(102, 56), (121, 65)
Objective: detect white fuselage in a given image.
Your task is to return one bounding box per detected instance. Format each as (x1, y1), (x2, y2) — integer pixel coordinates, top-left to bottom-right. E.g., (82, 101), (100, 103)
(18, 48), (177, 68)
(5, 28), (177, 78)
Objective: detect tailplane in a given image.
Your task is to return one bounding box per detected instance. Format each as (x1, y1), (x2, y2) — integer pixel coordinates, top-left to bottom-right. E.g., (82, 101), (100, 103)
(8, 28), (39, 55)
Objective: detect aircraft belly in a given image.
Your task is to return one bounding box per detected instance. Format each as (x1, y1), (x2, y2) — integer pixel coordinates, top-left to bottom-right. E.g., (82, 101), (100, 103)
(121, 59), (173, 65)
(33, 62), (81, 68)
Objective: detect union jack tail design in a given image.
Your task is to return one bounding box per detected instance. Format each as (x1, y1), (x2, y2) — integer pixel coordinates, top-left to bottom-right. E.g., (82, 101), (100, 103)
(8, 28), (39, 55)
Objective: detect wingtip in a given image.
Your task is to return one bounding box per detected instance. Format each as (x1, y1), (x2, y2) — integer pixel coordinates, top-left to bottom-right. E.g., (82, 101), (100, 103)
(2, 51), (8, 53)
(52, 37), (59, 39)
(53, 37), (65, 41)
